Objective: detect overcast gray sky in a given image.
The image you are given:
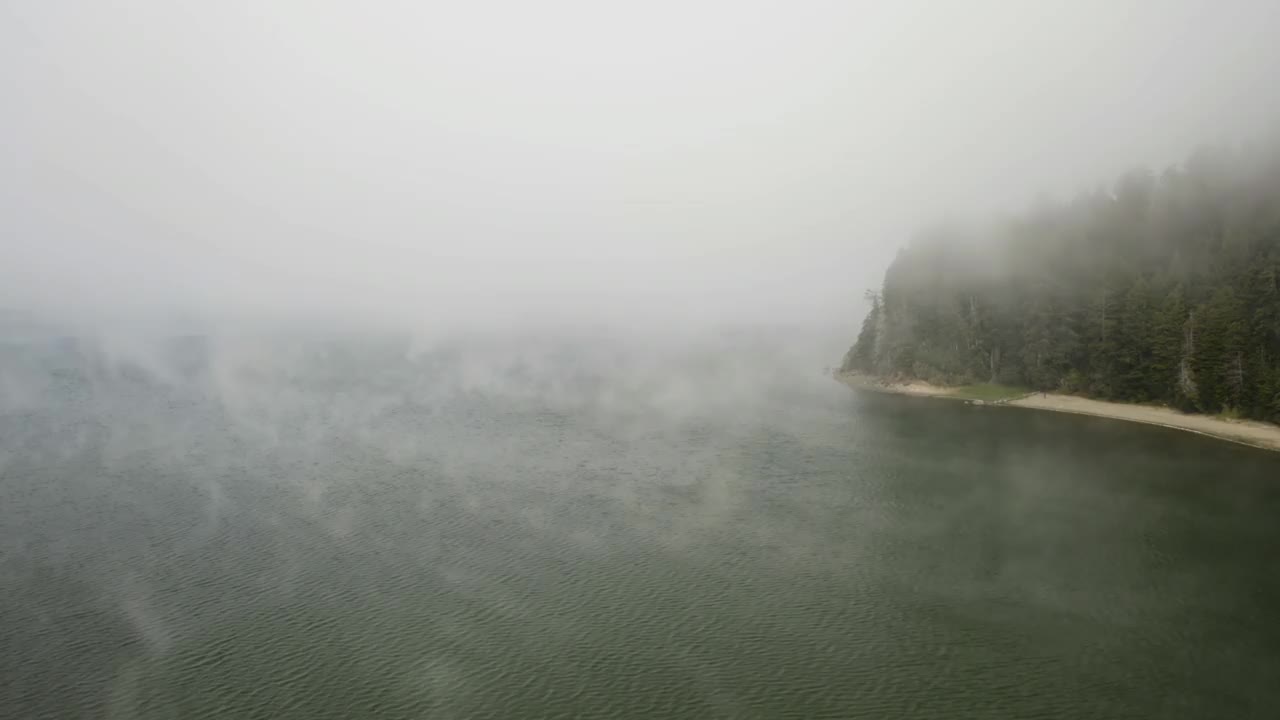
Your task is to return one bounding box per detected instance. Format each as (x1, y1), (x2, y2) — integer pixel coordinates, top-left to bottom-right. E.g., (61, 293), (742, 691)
(4, 0), (1279, 332)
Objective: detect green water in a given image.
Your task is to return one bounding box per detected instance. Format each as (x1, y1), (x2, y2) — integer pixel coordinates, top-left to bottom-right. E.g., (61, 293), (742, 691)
(3, 332), (1279, 718)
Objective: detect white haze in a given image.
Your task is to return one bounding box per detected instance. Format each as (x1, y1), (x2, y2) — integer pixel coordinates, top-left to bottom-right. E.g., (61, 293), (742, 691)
(4, 0), (1280, 335)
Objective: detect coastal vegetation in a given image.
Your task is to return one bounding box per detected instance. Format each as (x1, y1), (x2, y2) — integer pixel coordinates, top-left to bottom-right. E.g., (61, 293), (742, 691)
(843, 141), (1280, 424)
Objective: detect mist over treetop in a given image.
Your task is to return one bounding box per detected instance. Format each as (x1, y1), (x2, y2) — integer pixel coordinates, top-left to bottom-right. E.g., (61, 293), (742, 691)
(846, 141), (1280, 422)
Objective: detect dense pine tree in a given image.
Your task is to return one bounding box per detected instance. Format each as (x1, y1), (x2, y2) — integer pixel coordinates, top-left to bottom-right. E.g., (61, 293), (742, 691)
(844, 141), (1280, 423)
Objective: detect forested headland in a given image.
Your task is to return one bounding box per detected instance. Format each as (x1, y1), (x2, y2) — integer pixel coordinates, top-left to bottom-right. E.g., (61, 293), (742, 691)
(843, 141), (1280, 423)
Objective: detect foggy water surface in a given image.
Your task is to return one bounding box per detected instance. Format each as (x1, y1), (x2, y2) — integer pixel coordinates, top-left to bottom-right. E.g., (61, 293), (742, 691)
(3, 327), (1279, 719)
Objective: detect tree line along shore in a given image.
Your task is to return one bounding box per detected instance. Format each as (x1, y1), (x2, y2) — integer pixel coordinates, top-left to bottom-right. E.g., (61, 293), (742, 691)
(842, 140), (1280, 448)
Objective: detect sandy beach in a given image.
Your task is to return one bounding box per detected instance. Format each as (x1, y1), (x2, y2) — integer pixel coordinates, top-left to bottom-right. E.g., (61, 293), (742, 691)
(836, 372), (1280, 452)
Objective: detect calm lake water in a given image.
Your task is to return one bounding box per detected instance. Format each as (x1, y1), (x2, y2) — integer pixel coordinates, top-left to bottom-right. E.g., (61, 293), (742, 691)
(3, 329), (1280, 719)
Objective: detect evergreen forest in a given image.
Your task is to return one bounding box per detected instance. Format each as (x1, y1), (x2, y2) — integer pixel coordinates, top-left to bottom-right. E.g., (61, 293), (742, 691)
(843, 142), (1280, 422)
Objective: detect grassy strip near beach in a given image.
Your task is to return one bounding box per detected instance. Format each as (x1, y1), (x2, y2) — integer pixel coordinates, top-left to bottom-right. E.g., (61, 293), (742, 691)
(836, 371), (1280, 452)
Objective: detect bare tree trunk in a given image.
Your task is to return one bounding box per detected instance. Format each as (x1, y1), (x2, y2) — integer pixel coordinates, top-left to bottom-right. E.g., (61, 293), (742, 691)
(1178, 310), (1198, 401)
(1230, 351), (1245, 400)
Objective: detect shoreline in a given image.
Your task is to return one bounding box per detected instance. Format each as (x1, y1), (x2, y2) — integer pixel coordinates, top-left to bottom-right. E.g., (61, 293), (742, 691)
(835, 371), (1280, 453)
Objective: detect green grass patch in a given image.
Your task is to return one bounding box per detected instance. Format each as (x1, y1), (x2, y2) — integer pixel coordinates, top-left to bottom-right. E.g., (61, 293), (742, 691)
(950, 383), (1030, 402)
(1217, 406), (1243, 421)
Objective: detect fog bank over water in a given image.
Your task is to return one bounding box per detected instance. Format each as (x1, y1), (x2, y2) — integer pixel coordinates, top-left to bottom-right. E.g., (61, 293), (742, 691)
(5, 1), (1280, 332)
(5, 315), (1280, 718)
(0, 318), (848, 432)
(10, 5), (1280, 716)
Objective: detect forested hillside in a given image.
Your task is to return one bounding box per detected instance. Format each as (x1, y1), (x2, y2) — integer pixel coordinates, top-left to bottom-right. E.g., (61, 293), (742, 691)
(843, 142), (1280, 422)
